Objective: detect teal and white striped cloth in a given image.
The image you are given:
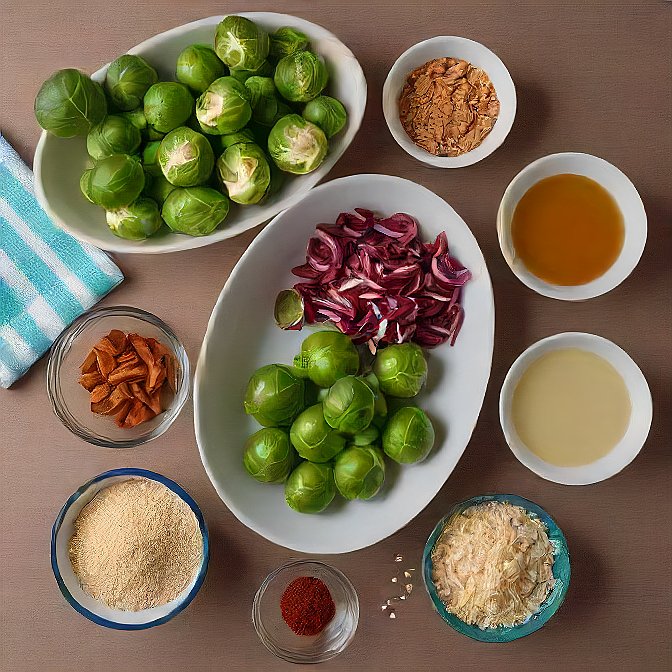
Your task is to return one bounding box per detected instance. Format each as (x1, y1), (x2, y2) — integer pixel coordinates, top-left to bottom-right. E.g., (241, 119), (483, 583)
(0, 135), (124, 388)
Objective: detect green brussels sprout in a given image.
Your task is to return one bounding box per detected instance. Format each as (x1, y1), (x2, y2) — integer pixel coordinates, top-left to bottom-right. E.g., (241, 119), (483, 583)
(104, 55), (158, 111)
(88, 154), (144, 209)
(146, 127), (165, 141)
(120, 108), (148, 133)
(105, 197), (163, 240)
(142, 140), (162, 177)
(269, 26), (309, 61)
(143, 172), (176, 205)
(351, 425), (380, 446)
(229, 60), (273, 84)
(161, 186), (229, 236)
(274, 51), (328, 103)
(80, 169), (94, 203)
(383, 406), (435, 464)
(293, 331), (359, 388)
(158, 126), (215, 186)
(334, 445), (386, 500)
(86, 115), (142, 160)
(285, 461), (335, 514)
(290, 403), (346, 463)
(373, 343), (428, 398)
(34, 69), (107, 137)
(362, 373), (389, 422)
(244, 76), (282, 126)
(302, 95), (347, 139)
(243, 364), (305, 427)
(214, 15), (270, 71)
(216, 142), (270, 205)
(323, 375), (375, 435)
(267, 114), (327, 174)
(144, 82), (194, 134)
(214, 128), (256, 153)
(243, 428), (295, 483)
(176, 44), (226, 93)
(195, 76), (251, 135)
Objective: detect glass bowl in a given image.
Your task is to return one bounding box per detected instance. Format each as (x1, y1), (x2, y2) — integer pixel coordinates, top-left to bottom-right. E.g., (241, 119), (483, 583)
(252, 560), (359, 663)
(423, 494), (571, 642)
(46, 306), (189, 448)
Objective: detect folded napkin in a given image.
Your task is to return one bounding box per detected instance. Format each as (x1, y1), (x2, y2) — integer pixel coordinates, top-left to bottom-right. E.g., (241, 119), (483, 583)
(0, 135), (124, 388)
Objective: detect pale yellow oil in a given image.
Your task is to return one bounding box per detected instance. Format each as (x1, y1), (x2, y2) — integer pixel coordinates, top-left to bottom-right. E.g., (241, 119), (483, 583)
(511, 348), (631, 467)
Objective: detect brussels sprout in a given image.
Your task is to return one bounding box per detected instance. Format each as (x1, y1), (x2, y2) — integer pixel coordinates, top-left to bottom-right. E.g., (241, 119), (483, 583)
(34, 69), (107, 137)
(144, 172), (176, 205)
(214, 15), (270, 71)
(88, 154), (144, 209)
(146, 127), (165, 141)
(352, 425), (380, 446)
(362, 373), (388, 422)
(195, 76), (251, 135)
(144, 82), (194, 134)
(285, 461), (335, 514)
(87, 115), (141, 160)
(267, 114), (327, 174)
(274, 51), (328, 103)
(80, 169), (94, 203)
(323, 375), (375, 435)
(383, 406), (435, 464)
(243, 363), (305, 427)
(373, 343), (428, 398)
(290, 403), (346, 463)
(334, 445), (385, 500)
(120, 108), (148, 133)
(302, 95), (347, 139)
(269, 26), (309, 61)
(176, 44), (226, 93)
(161, 186), (229, 236)
(229, 60), (273, 84)
(216, 142), (270, 205)
(106, 198), (162, 240)
(104, 55), (158, 111)
(141, 140), (162, 177)
(293, 331), (359, 388)
(244, 76), (281, 126)
(215, 128), (256, 152)
(158, 127), (215, 186)
(243, 428), (295, 483)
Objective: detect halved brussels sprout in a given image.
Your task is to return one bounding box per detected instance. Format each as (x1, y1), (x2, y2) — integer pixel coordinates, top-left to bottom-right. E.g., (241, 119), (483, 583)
(88, 154), (144, 209)
(290, 403), (346, 463)
(243, 428), (295, 483)
(373, 343), (428, 398)
(120, 108), (148, 133)
(143, 173), (176, 205)
(34, 69), (107, 137)
(323, 375), (375, 435)
(214, 15), (270, 71)
(382, 406), (435, 464)
(104, 55), (158, 111)
(243, 363), (305, 427)
(229, 60), (273, 84)
(158, 126), (215, 186)
(87, 115), (142, 160)
(293, 330), (359, 388)
(106, 198), (163, 240)
(285, 461), (335, 514)
(334, 444), (386, 500)
(80, 169), (94, 203)
(196, 76), (251, 135)
(161, 186), (229, 236)
(216, 142), (270, 205)
(267, 114), (327, 174)
(302, 95), (347, 139)
(176, 44), (226, 93)
(141, 140), (162, 177)
(274, 51), (328, 103)
(144, 82), (194, 133)
(269, 26), (309, 61)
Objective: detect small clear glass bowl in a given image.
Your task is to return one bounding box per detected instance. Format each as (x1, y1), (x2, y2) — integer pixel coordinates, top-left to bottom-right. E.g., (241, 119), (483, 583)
(252, 560), (359, 664)
(46, 306), (189, 448)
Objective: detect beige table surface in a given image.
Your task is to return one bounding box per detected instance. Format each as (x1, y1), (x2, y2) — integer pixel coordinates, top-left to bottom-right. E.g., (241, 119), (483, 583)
(2, 1), (671, 670)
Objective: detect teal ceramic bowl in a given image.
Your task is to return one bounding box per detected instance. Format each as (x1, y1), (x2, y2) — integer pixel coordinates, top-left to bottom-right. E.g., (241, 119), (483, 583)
(422, 494), (570, 642)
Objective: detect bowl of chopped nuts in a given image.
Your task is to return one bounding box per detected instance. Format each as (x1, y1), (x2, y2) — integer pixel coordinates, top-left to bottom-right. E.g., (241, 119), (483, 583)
(382, 36), (516, 167)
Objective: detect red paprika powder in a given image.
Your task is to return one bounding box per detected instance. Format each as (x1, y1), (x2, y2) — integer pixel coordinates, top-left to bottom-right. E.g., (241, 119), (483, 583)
(280, 576), (336, 636)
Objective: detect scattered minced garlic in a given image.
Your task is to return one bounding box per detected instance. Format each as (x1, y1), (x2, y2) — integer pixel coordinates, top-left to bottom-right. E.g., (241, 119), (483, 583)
(431, 501), (555, 629)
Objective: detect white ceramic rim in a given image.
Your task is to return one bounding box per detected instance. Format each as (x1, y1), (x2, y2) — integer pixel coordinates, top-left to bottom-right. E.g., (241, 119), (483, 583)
(382, 35), (517, 168)
(499, 332), (652, 485)
(496, 152), (647, 300)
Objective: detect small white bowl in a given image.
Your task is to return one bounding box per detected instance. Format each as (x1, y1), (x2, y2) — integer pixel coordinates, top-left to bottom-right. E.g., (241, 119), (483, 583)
(499, 332), (652, 485)
(382, 36), (516, 167)
(497, 152), (647, 300)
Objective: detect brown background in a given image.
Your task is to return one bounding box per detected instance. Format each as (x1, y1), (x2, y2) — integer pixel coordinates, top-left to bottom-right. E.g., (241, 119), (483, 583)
(1, 1), (671, 670)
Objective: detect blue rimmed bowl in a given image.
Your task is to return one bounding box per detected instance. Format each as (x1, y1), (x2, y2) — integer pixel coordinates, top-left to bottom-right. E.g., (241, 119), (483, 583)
(51, 468), (209, 630)
(422, 494), (570, 642)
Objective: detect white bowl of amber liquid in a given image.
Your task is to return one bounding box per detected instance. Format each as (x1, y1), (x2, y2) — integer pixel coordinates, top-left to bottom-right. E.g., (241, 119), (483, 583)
(499, 332), (652, 485)
(497, 152), (647, 300)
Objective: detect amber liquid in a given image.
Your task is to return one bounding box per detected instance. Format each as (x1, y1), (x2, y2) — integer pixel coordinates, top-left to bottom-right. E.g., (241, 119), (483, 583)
(511, 174), (625, 286)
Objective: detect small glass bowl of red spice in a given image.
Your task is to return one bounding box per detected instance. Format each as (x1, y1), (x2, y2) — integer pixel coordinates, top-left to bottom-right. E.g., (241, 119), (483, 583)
(47, 306), (189, 448)
(252, 560), (359, 664)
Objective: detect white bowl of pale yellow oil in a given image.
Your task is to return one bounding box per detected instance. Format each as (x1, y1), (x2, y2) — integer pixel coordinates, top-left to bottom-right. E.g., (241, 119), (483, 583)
(497, 153), (647, 301)
(500, 333), (652, 485)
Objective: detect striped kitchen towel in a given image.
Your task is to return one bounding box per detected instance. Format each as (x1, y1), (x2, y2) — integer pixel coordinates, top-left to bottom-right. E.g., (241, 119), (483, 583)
(0, 134), (124, 388)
